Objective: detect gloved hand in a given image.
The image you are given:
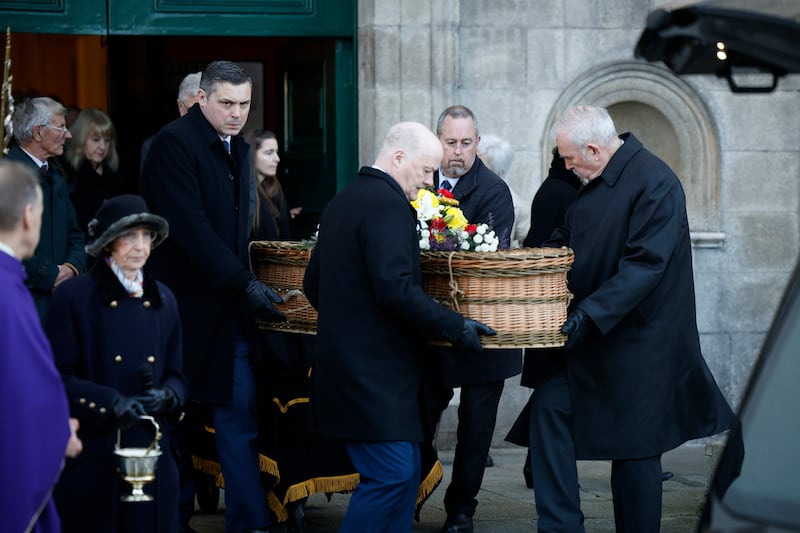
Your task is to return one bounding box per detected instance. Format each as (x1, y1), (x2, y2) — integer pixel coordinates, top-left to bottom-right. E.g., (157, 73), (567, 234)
(112, 394), (148, 430)
(243, 273), (286, 322)
(452, 318), (496, 352)
(139, 386), (180, 416)
(561, 308), (593, 349)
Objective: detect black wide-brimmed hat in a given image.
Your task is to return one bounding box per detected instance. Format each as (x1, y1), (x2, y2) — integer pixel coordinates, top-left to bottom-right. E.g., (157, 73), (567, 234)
(85, 194), (169, 258)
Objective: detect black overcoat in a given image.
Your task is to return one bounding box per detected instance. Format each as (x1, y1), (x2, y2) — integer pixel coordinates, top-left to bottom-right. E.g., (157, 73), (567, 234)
(6, 143), (86, 319)
(303, 166), (465, 442)
(546, 134), (733, 459)
(44, 260), (186, 532)
(433, 157), (521, 386)
(140, 104), (254, 404)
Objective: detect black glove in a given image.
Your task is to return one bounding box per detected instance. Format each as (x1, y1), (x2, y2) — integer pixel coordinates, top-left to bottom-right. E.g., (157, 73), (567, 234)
(139, 387), (180, 416)
(452, 318), (496, 352)
(561, 308), (593, 349)
(112, 394), (148, 430)
(243, 273), (286, 322)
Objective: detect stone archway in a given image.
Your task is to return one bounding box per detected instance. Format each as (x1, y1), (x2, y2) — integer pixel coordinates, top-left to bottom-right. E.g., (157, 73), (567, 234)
(545, 61), (723, 243)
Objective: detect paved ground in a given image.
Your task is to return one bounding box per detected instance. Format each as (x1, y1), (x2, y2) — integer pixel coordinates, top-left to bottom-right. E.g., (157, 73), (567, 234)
(190, 442), (717, 532)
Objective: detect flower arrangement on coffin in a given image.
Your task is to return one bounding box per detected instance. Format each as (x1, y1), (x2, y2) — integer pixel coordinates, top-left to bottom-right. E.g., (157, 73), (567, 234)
(411, 188), (499, 252)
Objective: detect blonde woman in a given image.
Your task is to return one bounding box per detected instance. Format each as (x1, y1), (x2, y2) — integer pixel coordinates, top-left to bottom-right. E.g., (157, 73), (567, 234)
(64, 108), (125, 237)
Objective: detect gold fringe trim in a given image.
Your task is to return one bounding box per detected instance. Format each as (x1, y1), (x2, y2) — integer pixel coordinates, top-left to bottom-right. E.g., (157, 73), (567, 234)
(192, 455), (221, 479)
(266, 473), (360, 525)
(271, 396), (309, 413)
(416, 460), (444, 506)
(283, 473), (361, 505)
(203, 425), (216, 434)
(191, 454), (281, 487)
(267, 490), (289, 523)
(259, 453), (280, 482)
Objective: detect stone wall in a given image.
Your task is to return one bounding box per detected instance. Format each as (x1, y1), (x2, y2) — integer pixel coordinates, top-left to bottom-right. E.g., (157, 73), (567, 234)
(358, 0), (800, 448)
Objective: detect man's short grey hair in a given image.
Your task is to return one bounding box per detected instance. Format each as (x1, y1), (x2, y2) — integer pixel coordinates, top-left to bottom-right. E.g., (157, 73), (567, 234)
(199, 61), (252, 96)
(178, 72), (202, 102)
(0, 160), (40, 231)
(551, 105), (618, 157)
(12, 97), (66, 145)
(436, 105), (479, 138)
(478, 134), (514, 177)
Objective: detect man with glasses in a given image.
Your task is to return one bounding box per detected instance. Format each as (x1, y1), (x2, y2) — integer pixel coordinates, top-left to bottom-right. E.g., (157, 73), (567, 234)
(6, 96), (86, 320)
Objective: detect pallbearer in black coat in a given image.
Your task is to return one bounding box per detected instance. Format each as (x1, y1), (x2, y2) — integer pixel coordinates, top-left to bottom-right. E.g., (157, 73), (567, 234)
(303, 121), (495, 533)
(430, 105), (520, 533)
(543, 105), (733, 532)
(141, 61), (286, 533)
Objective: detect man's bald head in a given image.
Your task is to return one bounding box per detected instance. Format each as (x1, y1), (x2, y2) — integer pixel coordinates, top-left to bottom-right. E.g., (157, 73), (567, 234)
(374, 122), (442, 200)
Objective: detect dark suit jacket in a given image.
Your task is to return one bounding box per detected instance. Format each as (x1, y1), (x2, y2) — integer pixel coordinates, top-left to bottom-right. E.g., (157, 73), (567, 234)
(434, 157), (521, 386)
(519, 150), (581, 389)
(303, 166), (465, 442)
(140, 104), (254, 404)
(545, 134), (733, 459)
(5, 143), (86, 320)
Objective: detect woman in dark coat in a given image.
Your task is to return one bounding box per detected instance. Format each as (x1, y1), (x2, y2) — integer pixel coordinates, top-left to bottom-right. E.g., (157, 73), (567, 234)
(249, 129), (292, 241)
(63, 108), (126, 240)
(44, 194), (186, 533)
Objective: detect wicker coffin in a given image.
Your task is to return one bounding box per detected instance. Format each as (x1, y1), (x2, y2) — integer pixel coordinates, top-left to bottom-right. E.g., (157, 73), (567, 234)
(250, 241), (574, 348)
(249, 241), (318, 334)
(419, 247), (574, 348)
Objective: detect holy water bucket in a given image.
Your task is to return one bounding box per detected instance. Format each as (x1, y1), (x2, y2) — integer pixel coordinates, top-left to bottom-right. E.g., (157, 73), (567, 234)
(114, 415), (162, 502)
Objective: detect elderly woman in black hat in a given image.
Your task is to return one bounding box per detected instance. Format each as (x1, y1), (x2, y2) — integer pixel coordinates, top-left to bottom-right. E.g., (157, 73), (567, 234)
(43, 194), (187, 533)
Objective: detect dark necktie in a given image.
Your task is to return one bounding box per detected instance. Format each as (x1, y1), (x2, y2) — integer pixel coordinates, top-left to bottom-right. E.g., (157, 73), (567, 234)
(222, 139), (231, 154)
(440, 180), (452, 191)
(40, 163), (51, 177)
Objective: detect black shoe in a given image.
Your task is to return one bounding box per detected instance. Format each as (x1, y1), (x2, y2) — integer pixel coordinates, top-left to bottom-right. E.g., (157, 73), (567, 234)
(662, 471), (674, 482)
(441, 513), (473, 533)
(485, 454), (494, 467)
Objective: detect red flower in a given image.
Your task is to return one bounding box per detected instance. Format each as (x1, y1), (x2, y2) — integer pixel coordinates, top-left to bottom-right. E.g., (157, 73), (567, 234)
(430, 217), (447, 231)
(465, 224), (477, 234)
(437, 188), (455, 199)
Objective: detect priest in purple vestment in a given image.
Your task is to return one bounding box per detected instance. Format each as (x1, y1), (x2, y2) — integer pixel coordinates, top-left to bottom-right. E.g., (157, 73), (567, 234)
(0, 160), (82, 533)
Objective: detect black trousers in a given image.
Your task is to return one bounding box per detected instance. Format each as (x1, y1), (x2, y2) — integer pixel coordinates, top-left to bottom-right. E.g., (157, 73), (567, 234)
(442, 380), (505, 517)
(528, 372), (584, 533)
(529, 371), (663, 533)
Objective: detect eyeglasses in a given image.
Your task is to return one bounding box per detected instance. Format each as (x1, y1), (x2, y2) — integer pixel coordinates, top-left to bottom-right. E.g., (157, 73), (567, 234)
(40, 124), (69, 134)
(119, 229), (157, 245)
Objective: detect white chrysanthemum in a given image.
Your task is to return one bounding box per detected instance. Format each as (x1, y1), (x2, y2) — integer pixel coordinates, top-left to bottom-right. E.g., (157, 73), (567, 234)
(473, 234), (484, 244)
(419, 238), (430, 250)
(476, 225), (487, 235)
(460, 241), (471, 250)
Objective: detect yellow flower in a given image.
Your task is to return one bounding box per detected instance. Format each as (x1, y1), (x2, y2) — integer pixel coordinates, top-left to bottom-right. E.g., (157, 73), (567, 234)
(444, 206), (468, 230)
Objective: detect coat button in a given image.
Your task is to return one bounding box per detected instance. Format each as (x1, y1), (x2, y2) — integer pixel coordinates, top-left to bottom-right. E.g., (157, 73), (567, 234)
(143, 300), (151, 308)
(110, 300), (118, 308)
(79, 398), (87, 404)
(99, 407), (107, 414)
(147, 355), (155, 363)
(115, 355), (123, 363)
(88, 402), (96, 409)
